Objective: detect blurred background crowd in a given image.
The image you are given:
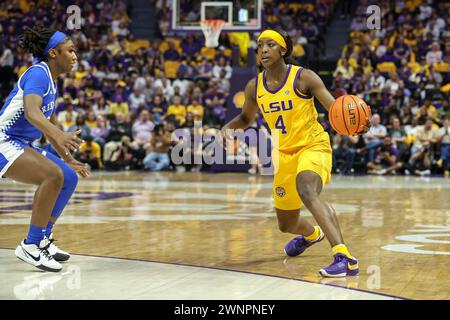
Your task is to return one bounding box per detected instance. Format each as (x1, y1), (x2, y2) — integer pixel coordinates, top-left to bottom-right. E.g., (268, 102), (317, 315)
(0, 0), (448, 176)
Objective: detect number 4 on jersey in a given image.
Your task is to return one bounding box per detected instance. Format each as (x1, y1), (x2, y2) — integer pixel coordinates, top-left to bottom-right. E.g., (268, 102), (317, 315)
(275, 115), (287, 134)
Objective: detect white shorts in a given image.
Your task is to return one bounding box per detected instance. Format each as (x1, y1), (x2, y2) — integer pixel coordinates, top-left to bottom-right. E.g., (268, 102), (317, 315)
(0, 139), (26, 178)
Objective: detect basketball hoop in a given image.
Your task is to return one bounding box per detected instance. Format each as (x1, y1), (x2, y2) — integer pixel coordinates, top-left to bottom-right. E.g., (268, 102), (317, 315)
(200, 19), (226, 48)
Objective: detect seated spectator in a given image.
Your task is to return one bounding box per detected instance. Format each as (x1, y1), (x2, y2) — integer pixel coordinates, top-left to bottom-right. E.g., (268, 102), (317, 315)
(426, 42), (443, 66)
(85, 111), (97, 129)
(407, 117), (439, 176)
(367, 135), (403, 175)
(128, 87), (146, 115)
(417, 99), (437, 120)
(163, 41), (181, 61)
(437, 118), (450, 177)
(61, 112), (75, 132)
(75, 135), (103, 170)
(57, 102), (78, 124)
(143, 124), (172, 171)
(177, 55), (198, 80)
(68, 115), (91, 141)
(212, 57), (232, 80)
(106, 135), (140, 171)
(132, 109), (155, 148)
(109, 84), (130, 116)
(103, 113), (133, 164)
(153, 74), (174, 97)
(91, 115), (110, 147)
(389, 117), (408, 162)
(363, 113), (387, 162)
(196, 58), (214, 81)
(186, 98), (204, 123)
(332, 134), (356, 175)
(333, 58), (354, 80)
(436, 100), (450, 124)
(181, 34), (202, 57)
(166, 95), (186, 126)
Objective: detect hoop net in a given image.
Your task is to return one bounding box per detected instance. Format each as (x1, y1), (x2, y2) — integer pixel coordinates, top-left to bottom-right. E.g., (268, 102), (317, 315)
(200, 19), (226, 48)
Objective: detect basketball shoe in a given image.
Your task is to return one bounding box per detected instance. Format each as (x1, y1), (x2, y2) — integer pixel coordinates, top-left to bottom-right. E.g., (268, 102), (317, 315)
(319, 253), (359, 277)
(284, 227), (325, 257)
(47, 233), (70, 262)
(15, 238), (62, 272)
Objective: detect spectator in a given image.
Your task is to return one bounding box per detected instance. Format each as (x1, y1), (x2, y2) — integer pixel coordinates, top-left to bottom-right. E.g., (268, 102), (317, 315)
(90, 115), (110, 147)
(109, 84), (130, 116)
(166, 95), (186, 126)
(57, 102), (79, 124)
(426, 42), (443, 66)
(332, 134), (356, 175)
(407, 117), (439, 176)
(128, 87), (146, 115)
(163, 41), (181, 61)
(132, 109), (155, 147)
(367, 135), (403, 175)
(75, 135), (103, 170)
(389, 117), (408, 162)
(68, 115), (91, 141)
(364, 113), (387, 162)
(186, 98), (204, 122)
(437, 118), (450, 177)
(103, 113), (133, 164)
(143, 124), (172, 171)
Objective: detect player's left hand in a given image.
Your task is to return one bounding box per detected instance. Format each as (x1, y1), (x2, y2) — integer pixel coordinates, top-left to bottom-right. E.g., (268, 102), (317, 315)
(67, 159), (91, 178)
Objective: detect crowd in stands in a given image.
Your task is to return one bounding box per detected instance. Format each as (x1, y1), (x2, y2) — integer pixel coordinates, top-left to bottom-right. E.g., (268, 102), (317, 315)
(0, 0), (335, 174)
(3, 0), (448, 177)
(331, 0), (450, 177)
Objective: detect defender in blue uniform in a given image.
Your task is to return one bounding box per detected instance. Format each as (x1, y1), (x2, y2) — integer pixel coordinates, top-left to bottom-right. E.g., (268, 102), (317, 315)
(0, 25), (90, 272)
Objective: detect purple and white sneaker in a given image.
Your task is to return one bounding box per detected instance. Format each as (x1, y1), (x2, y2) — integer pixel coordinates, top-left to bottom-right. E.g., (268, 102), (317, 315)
(284, 227), (325, 257)
(319, 253), (359, 277)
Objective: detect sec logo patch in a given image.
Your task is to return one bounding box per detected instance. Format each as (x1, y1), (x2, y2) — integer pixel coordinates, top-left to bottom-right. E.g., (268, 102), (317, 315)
(275, 187), (286, 197)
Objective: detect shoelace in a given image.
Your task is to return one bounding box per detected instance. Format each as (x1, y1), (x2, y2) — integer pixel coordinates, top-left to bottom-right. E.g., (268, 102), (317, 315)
(39, 242), (54, 260)
(334, 255), (347, 263)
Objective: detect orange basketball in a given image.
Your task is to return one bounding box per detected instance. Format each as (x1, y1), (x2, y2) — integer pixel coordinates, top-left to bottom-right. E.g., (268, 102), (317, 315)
(329, 95), (372, 135)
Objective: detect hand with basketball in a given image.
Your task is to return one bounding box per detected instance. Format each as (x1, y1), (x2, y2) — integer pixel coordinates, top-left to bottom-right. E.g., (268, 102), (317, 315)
(328, 95), (372, 136)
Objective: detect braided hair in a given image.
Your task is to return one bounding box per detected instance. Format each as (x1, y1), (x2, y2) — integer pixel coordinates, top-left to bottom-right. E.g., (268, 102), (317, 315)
(20, 24), (66, 61)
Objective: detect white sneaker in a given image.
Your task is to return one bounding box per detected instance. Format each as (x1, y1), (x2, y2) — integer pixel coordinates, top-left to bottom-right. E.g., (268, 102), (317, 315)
(15, 238), (62, 272)
(48, 233), (70, 262)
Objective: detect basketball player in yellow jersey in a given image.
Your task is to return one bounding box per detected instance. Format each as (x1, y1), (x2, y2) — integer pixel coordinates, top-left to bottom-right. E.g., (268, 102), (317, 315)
(222, 29), (370, 277)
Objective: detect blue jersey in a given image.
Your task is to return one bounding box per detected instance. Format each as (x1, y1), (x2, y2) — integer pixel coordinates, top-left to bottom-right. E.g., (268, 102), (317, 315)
(0, 61), (57, 144)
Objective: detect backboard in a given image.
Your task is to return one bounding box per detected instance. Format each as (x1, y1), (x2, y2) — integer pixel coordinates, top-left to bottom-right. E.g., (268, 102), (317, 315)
(171, 0), (263, 31)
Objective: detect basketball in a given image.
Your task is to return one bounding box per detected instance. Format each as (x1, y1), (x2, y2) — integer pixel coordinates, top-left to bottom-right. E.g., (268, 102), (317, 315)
(328, 95), (372, 136)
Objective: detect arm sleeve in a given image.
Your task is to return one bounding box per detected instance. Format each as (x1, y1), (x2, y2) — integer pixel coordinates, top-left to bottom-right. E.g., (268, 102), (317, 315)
(21, 67), (49, 97)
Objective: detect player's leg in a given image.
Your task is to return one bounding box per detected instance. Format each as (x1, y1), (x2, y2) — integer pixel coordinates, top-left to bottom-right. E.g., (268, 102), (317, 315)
(35, 147), (78, 261)
(296, 170), (359, 277)
(296, 171), (344, 246)
(273, 151), (325, 257)
(4, 147), (64, 272)
(276, 208), (325, 257)
(276, 208), (313, 235)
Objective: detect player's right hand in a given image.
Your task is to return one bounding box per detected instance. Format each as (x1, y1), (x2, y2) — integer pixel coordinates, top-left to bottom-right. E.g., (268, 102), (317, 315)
(56, 129), (84, 153)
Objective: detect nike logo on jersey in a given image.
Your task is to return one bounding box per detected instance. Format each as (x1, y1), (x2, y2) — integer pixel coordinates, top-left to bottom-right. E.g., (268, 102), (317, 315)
(258, 94), (266, 98)
(22, 247), (40, 262)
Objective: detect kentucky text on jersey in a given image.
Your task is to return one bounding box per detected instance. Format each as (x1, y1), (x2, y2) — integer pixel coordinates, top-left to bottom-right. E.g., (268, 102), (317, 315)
(0, 62), (57, 144)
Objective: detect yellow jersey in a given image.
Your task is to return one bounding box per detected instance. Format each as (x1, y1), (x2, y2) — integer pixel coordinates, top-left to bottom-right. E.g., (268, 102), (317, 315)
(256, 64), (329, 153)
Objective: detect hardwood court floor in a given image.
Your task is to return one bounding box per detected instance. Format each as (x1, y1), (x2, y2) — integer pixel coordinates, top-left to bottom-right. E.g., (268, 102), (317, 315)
(1, 172), (449, 299)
